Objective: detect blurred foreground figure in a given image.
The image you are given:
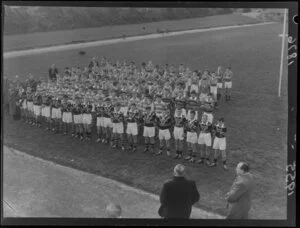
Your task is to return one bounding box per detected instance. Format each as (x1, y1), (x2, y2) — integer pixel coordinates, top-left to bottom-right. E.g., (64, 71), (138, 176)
(158, 164), (200, 218)
(225, 162), (254, 219)
(106, 203), (122, 218)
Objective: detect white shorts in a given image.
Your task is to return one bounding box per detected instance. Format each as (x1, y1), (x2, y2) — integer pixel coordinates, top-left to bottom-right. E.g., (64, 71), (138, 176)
(210, 86), (217, 97)
(143, 126), (155, 138)
(120, 107), (129, 116)
(198, 132), (212, 146)
(217, 83), (223, 89)
(43, 106), (51, 118)
(203, 112), (213, 123)
(159, 129), (171, 141)
(186, 132), (198, 144)
(51, 108), (57, 119)
(213, 137), (226, 150)
(126, 122), (138, 136)
(56, 108), (62, 119)
(27, 102), (33, 112)
(96, 117), (104, 127)
(187, 110), (198, 121)
(112, 122), (124, 134)
(62, 112), (73, 123)
(103, 117), (112, 128)
(82, 113), (92, 125)
(173, 127), (184, 140)
(33, 105), (41, 116)
(224, 81), (232, 89)
(73, 114), (83, 124)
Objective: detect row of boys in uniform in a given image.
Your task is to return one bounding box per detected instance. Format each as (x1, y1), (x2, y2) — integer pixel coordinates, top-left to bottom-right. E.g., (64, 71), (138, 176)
(18, 86), (228, 169)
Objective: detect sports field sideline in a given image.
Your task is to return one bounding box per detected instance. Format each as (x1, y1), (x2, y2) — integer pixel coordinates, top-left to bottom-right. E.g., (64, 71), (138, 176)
(3, 21), (288, 219)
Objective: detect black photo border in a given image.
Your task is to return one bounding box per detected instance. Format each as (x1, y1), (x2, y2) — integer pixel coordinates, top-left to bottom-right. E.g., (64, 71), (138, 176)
(1, 1), (297, 226)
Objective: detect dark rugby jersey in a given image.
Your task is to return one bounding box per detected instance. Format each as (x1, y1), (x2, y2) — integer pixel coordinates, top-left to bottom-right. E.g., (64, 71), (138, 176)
(72, 104), (83, 115)
(175, 96), (186, 109)
(186, 119), (198, 133)
(174, 114), (187, 128)
(82, 104), (93, 114)
(111, 111), (124, 123)
(95, 105), (104, 117)
(27, 94), (34, 102)
(126, 109), (139, 123)
(199, 121), (212, 134)
(103, 105), (114, 118)
(156, 114), (172, 130)
(213, 123), (226, 138)
(142, 111), (156, 127)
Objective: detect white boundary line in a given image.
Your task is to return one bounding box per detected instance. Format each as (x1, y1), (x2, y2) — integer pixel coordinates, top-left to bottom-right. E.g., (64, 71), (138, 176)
(5, 146), (224, 219)
(4, 22), (275, 59)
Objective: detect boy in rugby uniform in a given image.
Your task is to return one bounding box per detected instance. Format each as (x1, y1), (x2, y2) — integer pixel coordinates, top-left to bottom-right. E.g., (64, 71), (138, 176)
(173, 108), (187, 159)
(211, 118), (228, 170)
(125, 103), (139, 152)
(184, 110), (198, 163)
(20, 92), (28, 122)
(119, 91), (129, 117)
(43, 95), (52, 131)
(174, 89), (187, 117)
(103, 98), (114, 144)
(224, 67), (233, 101)
(61, 96), (73, 136)
(202, 93), (214, 124)
(72, 99), (84, 140)
(33, 94), (42, 127)
(111, 103), (125, 150)
(51, 98), (62, 133)
(95, 100), (105, 143)
(197, 114), (212, 165)
(141, 106), (156, 153)
(156, 109), (172, 156)
(186, 90), (199, 121)
(209, 72), (218, 102)
(26, 91), (34, 125)
(82, 100), (93, 140)
(216, 66), (224, 102)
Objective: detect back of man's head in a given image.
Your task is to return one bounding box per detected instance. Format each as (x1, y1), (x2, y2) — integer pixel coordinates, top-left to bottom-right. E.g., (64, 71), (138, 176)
(106, 203), (122, 218)
(174, 164), (186, 177)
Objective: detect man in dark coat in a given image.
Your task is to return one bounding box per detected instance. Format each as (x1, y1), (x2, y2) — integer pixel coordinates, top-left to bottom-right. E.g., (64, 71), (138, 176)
(158, 164), (200, 218)
(49, 64), (58, 82)
(225, 162), (254, 219)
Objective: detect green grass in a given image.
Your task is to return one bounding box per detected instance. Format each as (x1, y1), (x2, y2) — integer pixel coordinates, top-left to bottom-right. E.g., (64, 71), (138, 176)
(3, 14), (261, 52)
(3, 22), (288, 219)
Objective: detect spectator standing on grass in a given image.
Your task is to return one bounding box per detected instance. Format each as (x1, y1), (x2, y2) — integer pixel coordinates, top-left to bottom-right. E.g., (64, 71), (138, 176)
(158, 164), (200, 219)
(106, 203), (122, 218)
(225, 162), (254, 219)
(49, 64), (58, 82)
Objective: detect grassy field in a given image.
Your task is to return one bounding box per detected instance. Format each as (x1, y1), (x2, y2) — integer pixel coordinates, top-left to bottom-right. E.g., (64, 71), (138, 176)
(3, 22), (288, 219)
(3, 14), (260, 52)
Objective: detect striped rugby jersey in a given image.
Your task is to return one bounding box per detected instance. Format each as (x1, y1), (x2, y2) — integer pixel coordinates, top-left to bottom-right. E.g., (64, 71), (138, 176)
(175, 96), (186, 109)
(186, 96), (199, 111)
(154, 101), (166, 115)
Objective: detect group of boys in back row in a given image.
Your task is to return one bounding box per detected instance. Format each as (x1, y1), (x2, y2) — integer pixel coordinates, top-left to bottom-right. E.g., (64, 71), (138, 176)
(15, 57), (232, 170)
